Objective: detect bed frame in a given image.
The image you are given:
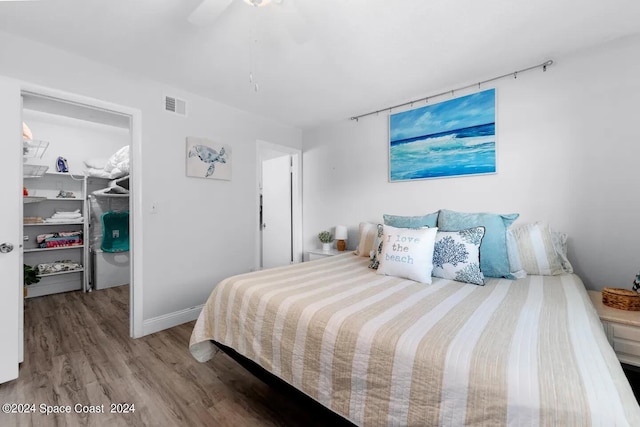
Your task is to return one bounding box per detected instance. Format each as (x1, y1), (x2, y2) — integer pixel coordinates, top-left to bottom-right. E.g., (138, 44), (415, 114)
(213, 341), (355, 426)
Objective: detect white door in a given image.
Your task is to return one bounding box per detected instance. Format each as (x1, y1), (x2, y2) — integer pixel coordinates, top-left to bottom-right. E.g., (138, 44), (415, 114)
(261, 155), (292, 268)
(0, 78), (22, 384)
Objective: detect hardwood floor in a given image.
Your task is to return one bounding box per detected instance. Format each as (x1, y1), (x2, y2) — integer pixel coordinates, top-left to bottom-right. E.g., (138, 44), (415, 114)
(0, 286), (353, 427)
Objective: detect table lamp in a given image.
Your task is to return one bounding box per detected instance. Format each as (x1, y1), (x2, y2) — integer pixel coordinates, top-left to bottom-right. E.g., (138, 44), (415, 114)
(335, 225), (348, 251)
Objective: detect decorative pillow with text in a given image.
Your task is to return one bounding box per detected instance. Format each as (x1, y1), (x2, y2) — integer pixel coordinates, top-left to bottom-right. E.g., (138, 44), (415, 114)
(376, 225), (438, 284)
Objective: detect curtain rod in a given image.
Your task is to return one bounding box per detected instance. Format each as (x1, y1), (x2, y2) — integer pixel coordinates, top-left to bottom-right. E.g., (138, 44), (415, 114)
(349, 59), (554, 122)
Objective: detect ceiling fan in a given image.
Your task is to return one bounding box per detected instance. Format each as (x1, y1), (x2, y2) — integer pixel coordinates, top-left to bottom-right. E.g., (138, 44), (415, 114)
(188, 0), (279, 26)
(187, 0), (313, 44)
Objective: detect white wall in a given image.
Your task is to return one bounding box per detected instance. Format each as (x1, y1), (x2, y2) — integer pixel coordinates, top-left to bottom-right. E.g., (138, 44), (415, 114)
(303, 34), (640, 291)
(22, 110), (129, 174)
(0, 31), (302, 332)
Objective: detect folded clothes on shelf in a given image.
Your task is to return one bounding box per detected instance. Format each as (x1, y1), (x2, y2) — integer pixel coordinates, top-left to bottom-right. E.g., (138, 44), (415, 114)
(43, 210), (84, 223)
(43, 218), (84, 223)
(36, 231), (83, 248)
(51, 209), (82, 218)
(37, 260), (82, 275)
(23, 216), (44, 224)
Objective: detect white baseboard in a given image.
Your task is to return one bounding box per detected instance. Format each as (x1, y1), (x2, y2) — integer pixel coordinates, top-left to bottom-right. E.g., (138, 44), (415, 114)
(141, 304), (203, 336)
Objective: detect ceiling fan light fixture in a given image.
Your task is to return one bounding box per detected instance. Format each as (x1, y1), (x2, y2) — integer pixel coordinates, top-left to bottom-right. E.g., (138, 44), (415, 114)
(243, 0), (272, 7)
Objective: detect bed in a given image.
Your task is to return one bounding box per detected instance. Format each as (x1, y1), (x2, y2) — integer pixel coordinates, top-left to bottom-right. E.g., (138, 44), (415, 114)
(190, 252), (640, 426)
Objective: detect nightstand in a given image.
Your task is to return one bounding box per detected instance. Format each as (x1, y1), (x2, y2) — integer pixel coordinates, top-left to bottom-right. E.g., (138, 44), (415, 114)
(306, 248), (341, 261)
(589, 290), (640, 367)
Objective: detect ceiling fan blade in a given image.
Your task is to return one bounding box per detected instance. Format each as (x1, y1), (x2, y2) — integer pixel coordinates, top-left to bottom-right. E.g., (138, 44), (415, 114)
(187, 0), (235, 27)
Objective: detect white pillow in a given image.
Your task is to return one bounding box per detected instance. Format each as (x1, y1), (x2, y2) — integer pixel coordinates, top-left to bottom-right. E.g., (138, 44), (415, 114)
(83, 167), (113, 179)
(551, 231), (573, 273)
(83, 157), (108, 170)
(507, 222), (564, 276)
(105, 145), (130, 173)
(376, 225), (438, 284)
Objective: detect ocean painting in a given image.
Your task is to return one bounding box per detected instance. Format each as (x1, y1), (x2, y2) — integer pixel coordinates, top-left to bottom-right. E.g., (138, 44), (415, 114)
(389, 89), (496, 181)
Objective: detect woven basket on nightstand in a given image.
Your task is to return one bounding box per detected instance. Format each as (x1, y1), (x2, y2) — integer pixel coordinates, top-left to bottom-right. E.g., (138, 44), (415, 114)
(602, 287), (640, 311)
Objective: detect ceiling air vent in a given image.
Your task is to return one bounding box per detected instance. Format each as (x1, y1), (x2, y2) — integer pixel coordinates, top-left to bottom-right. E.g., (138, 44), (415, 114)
(164, 95), (187, 116)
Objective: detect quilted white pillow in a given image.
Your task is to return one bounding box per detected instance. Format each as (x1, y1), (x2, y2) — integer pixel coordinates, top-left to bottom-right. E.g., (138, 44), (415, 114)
(376, 225), (438, 284)
(507, 222), (564, 276)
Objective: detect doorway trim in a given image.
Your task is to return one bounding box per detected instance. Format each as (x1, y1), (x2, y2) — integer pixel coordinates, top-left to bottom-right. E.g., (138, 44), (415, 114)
(255, 140), (303, 270)
(20, 82), (143, 338)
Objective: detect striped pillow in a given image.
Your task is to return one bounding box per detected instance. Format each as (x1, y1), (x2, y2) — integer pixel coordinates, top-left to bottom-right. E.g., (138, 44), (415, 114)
(507, 222), (564, 276)
(354, 222), (379, 257)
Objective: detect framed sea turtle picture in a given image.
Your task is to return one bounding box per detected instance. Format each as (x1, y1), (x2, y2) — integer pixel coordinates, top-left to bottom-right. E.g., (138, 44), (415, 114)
(186, 137), (231, 180)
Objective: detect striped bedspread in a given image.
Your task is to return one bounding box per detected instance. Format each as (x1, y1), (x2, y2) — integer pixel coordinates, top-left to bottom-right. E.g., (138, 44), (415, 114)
(190, 253), (640, 426)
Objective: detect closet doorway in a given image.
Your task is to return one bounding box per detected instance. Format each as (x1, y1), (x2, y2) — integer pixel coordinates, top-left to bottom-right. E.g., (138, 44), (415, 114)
(257, 141), (302, 269)
(20, 86), (141, 343)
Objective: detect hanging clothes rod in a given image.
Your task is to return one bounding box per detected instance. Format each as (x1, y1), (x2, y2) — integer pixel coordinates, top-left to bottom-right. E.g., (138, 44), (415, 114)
(349, 59), (554, 122)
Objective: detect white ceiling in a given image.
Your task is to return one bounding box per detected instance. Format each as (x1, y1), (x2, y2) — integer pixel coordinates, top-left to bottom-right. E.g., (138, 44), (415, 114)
(1, 0), (639, 129)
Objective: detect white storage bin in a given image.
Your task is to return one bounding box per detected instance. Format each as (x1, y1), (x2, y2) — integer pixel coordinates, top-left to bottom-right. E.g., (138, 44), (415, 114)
(93, 249), (129, 289)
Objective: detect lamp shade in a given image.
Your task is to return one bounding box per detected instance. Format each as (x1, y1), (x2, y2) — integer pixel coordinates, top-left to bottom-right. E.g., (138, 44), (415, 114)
(335, 225), (348, 240)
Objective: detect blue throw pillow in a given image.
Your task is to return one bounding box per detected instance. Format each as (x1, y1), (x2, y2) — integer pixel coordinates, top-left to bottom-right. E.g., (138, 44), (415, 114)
(437, 209), (519, 279)
(383, 212), (438, 228)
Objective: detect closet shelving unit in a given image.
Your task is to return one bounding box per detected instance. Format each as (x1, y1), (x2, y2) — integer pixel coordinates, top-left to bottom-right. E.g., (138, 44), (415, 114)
(23, 141), (89, 297)
(23, 139), (49, 158)
(23, 139), (50, 178)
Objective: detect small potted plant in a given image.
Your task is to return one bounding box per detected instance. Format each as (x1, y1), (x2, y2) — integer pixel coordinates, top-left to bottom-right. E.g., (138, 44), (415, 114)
(24, 264), (40, 286)
(318, 231), (334, 252)
(24, 264), (40, 298)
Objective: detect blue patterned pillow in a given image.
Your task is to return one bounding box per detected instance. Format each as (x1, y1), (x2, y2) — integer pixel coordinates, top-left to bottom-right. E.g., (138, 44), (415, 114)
(368, 224), (384, 269)
(438, 209), (519, 279)
(432, 227), (485, 285)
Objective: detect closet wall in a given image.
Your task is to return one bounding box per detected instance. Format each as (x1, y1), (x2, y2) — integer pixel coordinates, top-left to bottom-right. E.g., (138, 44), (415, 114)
(22, 109), (129, 174)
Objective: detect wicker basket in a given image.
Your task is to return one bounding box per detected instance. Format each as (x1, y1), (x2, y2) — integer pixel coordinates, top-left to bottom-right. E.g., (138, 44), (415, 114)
(602, 287), (640, 311)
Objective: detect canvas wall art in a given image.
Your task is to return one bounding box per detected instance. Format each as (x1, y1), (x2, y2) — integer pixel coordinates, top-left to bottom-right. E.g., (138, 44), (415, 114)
(186, 137), (231, 180)
(389, 88), (496, 181)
